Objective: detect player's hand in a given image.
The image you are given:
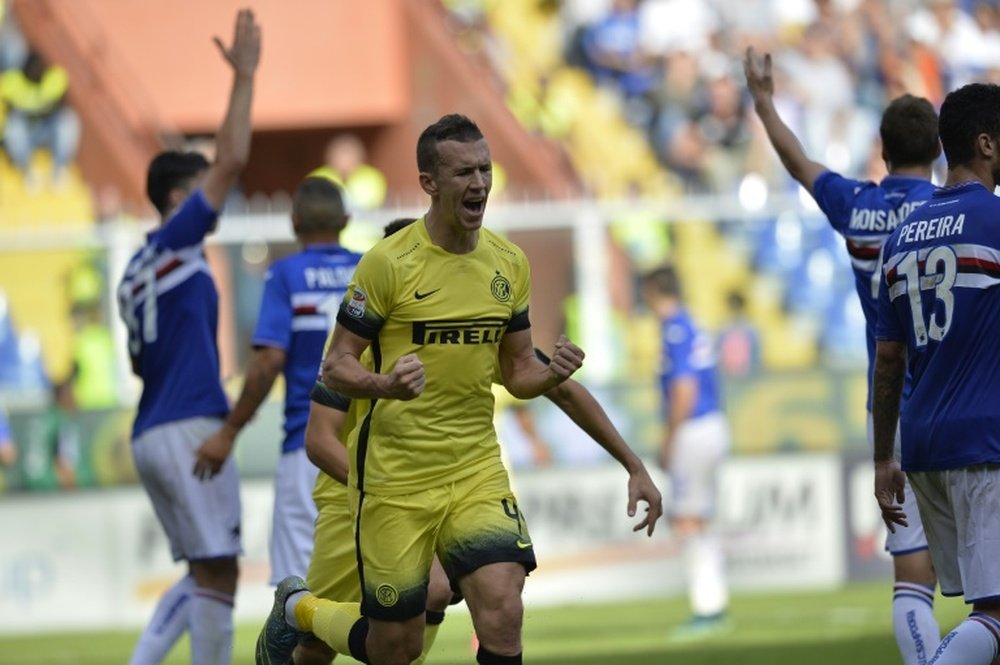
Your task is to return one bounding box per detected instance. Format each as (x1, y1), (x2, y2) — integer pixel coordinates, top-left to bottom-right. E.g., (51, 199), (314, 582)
(627, 466), (663, 537)
(547, 335), (584, 382)
(214, 8), (261, 78)
(386, 353), (425, 400)
(874, 459), (908, 533)
(193, 428), (236, 480)
(743, 46), (774, 105)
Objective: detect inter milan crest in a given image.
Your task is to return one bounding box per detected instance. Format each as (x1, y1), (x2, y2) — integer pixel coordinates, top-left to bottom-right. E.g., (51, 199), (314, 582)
(491, 272), (512, 302)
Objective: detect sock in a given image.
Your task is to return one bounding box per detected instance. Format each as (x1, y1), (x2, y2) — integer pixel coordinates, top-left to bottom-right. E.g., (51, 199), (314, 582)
(893, 582), (940, 665)
(476, 645), (522, 665)
(684, 530), (728, 617)
(128, 575), (195, 665)
(929, 613), (1000, 665)
(189, 588), (234, 665)
(296, 594), (366, 660)
(411, 610), (446, 665)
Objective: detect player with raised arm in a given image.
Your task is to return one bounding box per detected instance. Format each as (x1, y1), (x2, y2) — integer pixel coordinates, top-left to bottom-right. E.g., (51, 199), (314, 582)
(744, 47), (942, 664)
(874, 82), (1000, 665)
(193, 176), (360, 582)
(115, 9), (260, 665)
(254, 115), (660, 665)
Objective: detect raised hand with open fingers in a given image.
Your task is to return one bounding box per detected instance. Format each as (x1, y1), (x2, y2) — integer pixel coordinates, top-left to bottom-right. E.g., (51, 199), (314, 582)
(214, 8), (261, 77)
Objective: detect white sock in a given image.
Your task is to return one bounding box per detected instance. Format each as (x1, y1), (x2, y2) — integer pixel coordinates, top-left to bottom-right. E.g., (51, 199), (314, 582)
(189, 588), (235, 665)
(684, 530), (728, 617)
(893, 582), (940, 665)
(128, 575), (195, 665)
(285, 590), (308, 631)
(929, 613), (1000, 665)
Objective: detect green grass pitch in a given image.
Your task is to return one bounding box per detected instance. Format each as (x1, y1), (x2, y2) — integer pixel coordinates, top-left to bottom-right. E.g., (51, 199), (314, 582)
(0, 581), (970, 664)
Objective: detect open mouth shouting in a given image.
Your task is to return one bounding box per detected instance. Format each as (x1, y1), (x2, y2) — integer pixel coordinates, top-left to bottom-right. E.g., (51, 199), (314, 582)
(461, 196), (486, 224)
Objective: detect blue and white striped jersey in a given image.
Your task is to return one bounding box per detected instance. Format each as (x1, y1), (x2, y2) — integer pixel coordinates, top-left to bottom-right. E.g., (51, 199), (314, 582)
(117, 190), (229, 439)
(252, 244), (361, 453)
(877, 181), (1000, 471)
(812, 171), (936, 410)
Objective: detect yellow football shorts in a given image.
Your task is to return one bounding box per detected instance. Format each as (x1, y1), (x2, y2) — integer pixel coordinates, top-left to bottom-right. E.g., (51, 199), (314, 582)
(306, 491), (361, 602)
(353, 462), (536, 621)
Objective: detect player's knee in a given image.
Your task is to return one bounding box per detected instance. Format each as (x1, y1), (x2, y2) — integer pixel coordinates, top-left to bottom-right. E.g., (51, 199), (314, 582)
(190, 556), (239, 593)
(367, 618), (424, 665)
(426, 573), (453, 612)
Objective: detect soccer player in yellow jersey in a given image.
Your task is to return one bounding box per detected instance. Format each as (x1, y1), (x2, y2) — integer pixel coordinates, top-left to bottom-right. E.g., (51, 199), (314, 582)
(256, 114), (658, 665)
(287, 218), (662, 665)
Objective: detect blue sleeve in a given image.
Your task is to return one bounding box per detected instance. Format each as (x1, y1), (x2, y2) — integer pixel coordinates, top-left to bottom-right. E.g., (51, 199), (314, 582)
(252, 263), (293, 351)
(150, 190), (218, 250)
(812, 171), (863, 235)
(0, 410), (11, 443)
(876, 253), (905, 342)
(663, 320), (695, 381)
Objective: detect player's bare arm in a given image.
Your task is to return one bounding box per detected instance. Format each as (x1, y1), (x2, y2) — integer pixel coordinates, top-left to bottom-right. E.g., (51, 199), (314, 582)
(200, 8), (261, 212)
(743, 46), (827, 194)
(304, 402), (349, 485)
(500, 331), (584, 399)
(872, 339), (908, 532)
(193, 345), (285, 480)
(544, 379), (663, 536)
(662, 375), (697, 470)
(323, 324), (425, 400)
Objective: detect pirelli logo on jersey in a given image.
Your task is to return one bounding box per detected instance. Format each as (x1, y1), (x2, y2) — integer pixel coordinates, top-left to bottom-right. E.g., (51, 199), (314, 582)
(412, 317), (509, 345)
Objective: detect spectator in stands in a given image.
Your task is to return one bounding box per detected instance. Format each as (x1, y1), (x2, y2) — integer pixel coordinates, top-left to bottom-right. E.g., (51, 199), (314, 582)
(0, 402), (16, 468)
(0, 49), (80, 189)
(23, 378), (80, 490)
(309, 134), (387, 213)
(581, 0), (657, 123)
(67, 262), (118, 411)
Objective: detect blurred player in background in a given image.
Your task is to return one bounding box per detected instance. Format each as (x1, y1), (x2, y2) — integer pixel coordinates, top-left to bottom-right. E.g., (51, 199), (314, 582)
(642, 266), (730, 640)
(874, 82), (1000, 665)
(115, 9), (260, 665)
(297, 217), (662, 665)
(194, 176), (360, 586)
(745, 46), (942, 664)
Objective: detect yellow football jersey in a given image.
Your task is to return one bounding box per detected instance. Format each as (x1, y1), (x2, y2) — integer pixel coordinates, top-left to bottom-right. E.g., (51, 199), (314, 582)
(335, 217), (532, 495)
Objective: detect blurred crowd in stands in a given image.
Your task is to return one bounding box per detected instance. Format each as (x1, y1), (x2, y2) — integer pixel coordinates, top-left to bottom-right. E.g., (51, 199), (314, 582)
(4, 0), (997, 489)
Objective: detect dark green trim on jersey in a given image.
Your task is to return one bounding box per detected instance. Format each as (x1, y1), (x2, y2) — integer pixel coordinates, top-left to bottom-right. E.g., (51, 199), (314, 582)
(309, 381), (351, 411)
(336, 307), (383, 341)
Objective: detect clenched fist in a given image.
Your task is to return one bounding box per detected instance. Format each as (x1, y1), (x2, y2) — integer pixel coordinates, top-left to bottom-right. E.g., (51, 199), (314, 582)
(386, 353), (425, 400)
(548, 335), (584, 381)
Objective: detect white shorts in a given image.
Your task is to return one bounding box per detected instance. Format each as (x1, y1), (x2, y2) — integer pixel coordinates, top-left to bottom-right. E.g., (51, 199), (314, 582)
(866, 415), (929, 555)
(269, 447), (320, 584)
(669, 412), (729, 519)
(132, 417), (242, 562)
(909, 466), (1000, 603)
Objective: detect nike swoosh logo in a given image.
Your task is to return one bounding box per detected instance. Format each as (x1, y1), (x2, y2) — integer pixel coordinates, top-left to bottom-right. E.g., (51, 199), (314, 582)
(414, 289), (441, 300)
(516, 540), (532, 549)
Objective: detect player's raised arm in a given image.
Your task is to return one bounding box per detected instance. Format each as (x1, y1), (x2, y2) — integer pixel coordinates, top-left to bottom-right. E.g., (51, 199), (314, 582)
(544, 378), (663, 535)
(200, 8), (261, 212)
(499, 331), (584, 399)
(743, 46), (826, 194)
